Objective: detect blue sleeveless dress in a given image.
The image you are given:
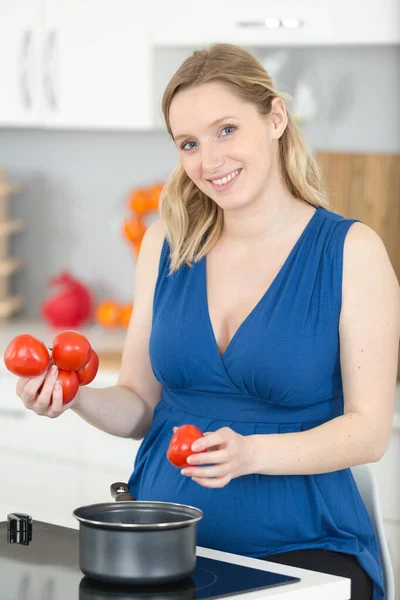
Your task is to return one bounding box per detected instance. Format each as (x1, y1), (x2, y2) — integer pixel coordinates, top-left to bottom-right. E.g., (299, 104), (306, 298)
(128, 207), (384, 599)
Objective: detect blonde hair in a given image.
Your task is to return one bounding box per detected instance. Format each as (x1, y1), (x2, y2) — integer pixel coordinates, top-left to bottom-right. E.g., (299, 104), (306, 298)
(160, 43), (329, 273)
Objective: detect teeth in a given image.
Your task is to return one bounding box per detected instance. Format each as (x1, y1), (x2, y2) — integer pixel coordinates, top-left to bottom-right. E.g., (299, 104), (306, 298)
(211, 169), (241, 186)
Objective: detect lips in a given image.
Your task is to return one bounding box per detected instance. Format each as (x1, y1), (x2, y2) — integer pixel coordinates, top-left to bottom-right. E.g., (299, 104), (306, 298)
(208, 168), (242, 192)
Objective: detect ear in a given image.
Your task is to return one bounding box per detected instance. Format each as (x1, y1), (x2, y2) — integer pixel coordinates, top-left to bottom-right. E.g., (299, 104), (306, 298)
(269, 97), (288, 139)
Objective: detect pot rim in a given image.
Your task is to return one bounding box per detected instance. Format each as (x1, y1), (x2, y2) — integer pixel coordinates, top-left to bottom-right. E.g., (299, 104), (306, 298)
(73, 500), (203, 530)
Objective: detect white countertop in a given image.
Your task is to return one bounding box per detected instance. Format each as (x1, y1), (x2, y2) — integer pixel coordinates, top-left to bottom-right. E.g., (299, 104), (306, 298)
(0, 503), (350, 600)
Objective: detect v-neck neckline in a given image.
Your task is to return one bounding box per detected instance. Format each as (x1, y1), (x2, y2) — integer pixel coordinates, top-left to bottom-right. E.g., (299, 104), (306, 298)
(202, 207), (322, 360)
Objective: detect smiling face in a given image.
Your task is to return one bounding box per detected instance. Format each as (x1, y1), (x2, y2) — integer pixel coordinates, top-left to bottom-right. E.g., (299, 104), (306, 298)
(169, 81), (286, 212)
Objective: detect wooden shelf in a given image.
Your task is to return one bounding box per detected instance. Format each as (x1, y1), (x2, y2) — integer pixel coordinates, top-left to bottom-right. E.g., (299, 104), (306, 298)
(0, 171), (24, 321)
(0, 258), (24, 277)
(0, 220), (24, 237)
(97, 351), (122, 371)
(0, 295), (25, 319)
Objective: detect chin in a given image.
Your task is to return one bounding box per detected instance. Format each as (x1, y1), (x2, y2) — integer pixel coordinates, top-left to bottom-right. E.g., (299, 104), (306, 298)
(212, 195), (253, 212)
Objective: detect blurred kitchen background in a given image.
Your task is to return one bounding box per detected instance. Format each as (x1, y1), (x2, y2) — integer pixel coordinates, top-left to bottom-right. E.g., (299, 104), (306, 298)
(0, 0), (399, 594)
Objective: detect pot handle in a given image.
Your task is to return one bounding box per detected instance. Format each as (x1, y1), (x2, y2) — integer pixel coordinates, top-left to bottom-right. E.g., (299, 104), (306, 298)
(110, 482), (136, 502)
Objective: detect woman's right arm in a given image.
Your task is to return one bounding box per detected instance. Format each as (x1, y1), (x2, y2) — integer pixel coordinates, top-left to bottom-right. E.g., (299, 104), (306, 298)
(15, 220), (166, 441)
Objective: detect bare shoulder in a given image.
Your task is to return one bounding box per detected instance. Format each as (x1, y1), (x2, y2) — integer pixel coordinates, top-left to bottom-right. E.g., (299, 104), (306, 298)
(341, 221), (400, 329)
(130, 219), (167, 306)
(140, 219), (166, 255)
(343, 221), (398, 282)
(344, 221), (387, 254)
(135, 219), (166, 271)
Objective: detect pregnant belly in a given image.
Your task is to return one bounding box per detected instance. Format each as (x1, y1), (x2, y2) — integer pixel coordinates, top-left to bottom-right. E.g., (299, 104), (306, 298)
(129, 440), (327, 556)
(127, 404), (364, 557)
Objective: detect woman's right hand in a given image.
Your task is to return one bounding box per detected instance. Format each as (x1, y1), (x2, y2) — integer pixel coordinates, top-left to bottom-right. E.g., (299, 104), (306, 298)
(15, 364), (79, 418)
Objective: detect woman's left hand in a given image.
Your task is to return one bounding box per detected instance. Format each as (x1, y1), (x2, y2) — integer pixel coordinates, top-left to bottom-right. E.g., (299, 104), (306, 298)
(180, 427), (255, 488)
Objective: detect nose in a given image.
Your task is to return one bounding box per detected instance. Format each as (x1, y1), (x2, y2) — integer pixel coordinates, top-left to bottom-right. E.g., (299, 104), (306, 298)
(201, 141), (224, 175)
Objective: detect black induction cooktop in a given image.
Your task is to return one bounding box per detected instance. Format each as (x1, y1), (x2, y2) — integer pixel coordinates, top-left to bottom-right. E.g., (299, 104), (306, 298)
(0, 517), (300, 599)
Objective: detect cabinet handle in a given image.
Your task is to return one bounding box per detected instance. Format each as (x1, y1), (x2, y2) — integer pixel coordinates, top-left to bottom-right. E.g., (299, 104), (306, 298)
(236, 18), (303, 29)
(19, 31), (32, 110)
(43, 30), (57, 110)
(0, 408), (27, 419)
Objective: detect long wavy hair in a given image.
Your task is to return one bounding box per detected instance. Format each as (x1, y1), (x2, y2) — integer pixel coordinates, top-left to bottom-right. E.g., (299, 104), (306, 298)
(160, 43), (329, 273)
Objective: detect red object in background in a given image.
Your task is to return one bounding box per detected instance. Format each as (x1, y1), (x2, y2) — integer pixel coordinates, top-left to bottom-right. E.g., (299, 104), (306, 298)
(40, 271), (94, 328)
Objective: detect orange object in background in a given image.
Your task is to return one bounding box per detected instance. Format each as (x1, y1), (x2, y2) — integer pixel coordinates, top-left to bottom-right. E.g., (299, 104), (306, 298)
(95, 300), (121, 328)
(122, 217), (146, 245)
(147, 183), (163, 211)
(122, 181), (164, 261)
(119, 303), (133, 328)
(95, 300), (133, 329)
(128, 189), (150, 216)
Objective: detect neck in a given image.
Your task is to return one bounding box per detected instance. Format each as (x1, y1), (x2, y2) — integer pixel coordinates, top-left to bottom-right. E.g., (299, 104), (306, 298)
(221, 183), (307, 246)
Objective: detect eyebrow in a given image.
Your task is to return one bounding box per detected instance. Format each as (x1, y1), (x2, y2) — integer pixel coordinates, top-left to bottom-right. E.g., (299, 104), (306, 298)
(173, 116), (239, 142)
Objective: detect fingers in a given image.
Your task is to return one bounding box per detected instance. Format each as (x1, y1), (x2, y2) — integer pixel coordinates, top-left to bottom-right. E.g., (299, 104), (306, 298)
(16, 365), (59, 415)
(192, 475), (231, 489)
(34, 366), (59, 415)
(45, 381), (65, 418)
(186, 449), (227, 465)
(16, 368), (50, 409)
(182, 463), (231, 479)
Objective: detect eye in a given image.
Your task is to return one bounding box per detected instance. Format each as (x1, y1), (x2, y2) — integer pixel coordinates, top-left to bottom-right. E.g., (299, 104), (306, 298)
(220, 124), (237, 136)
(180, 140), (198, 152)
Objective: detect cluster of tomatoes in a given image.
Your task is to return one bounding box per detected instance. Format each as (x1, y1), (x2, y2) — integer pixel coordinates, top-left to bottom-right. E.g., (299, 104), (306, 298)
(122, 183), (164, 258)
(4, 331), (99, 404)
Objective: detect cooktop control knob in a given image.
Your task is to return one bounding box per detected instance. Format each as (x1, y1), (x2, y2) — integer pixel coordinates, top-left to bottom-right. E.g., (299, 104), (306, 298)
(7, 513), (33, 545)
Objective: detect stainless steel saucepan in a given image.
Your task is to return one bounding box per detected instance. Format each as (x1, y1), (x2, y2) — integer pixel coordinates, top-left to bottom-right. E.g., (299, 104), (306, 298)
(73, 482), (203, 585)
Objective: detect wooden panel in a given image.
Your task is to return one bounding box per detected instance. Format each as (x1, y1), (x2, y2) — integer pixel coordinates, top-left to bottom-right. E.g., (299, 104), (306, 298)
(0, 170), (24, 320)
(316, 152), (400, 378)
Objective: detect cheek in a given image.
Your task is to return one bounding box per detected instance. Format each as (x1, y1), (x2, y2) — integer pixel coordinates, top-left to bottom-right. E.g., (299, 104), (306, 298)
(249, 139), (272, 176)
(181, 155), (202, 182)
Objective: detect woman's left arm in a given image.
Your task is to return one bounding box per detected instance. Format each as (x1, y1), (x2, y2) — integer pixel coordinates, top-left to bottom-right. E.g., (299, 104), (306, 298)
(183, 223), (400, 487)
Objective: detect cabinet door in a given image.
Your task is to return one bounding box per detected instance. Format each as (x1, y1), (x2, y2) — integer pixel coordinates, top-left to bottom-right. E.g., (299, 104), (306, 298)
(43, 0), (153, 130)
(78, 372), (142, 471)
(0, 367), (82, 462)
(151, 0), (400, 47)
(1, 452), (81, 524)
(0, 0), (44, 126)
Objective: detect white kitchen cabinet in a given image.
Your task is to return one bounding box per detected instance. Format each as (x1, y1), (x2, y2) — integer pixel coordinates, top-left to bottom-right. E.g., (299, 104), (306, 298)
(150, 0), (400, 47)
(0, 0), (154, 130)
(79, 464), (133, 505)
(0, 364), (142, 524)
(0, 0), (45, 127)
(0, 451), (81, 519)
(0, 366), (81, 461)
(77, 370), (142, 471)
(43, 0), (153, 130)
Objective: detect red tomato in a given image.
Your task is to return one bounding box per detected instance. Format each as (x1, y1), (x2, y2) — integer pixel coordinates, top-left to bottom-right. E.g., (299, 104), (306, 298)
(52, 331), (91, 371)
(4, 334), (50, 377)
(76, 349), (99, 385)
(58, 369), (80, 404)
(167, 424), (204, 468)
